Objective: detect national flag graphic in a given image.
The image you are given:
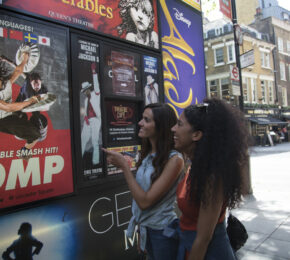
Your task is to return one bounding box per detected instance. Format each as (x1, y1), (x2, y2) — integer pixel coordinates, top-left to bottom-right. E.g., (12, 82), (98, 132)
(0, 27), (8, 38)
(38, 35), (50, 46)
(9, 29), (23, 40)
(24, 32), (38, 43)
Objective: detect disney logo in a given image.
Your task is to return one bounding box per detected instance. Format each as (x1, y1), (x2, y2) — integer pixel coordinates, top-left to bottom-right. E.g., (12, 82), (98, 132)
(173, 8), (191, 28)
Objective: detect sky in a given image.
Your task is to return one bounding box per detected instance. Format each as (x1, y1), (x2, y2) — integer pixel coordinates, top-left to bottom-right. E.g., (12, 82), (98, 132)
(278, 0), (290, 11)
(202, 0), (290, 22)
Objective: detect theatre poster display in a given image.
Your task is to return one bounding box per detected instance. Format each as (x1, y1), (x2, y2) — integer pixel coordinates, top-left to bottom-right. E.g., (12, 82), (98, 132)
(143, 55), (159, 105)
(1, 0), (159, 49)
(160, 0), (206, 115)
(107, 145), (140, 175)
(0, 14), (73, 209)
(105, 101), (138, 145)
(102, 45), (141, 97)
(71, 35), (103, 181)
(0, 184), (138, 260)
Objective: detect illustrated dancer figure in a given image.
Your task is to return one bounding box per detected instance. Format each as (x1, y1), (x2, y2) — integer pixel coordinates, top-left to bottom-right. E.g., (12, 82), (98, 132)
(0, 52), (40, 158)
(16, 72), (49, 142)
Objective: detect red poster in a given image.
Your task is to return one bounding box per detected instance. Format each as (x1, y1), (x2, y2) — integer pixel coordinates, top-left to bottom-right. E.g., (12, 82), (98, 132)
(111, 51), (135, 97)
(219, 0), (232, 20)
(0, 14), (73, 209)
(2, 0), (159, 49)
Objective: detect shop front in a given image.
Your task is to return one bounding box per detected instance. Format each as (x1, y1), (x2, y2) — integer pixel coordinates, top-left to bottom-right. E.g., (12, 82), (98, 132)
(245, 108), (288, 146)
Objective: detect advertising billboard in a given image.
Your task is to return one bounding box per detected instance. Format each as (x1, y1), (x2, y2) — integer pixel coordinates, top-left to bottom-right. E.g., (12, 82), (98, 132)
(102, 45), (141, 97)
(0, 185), (138, 260)
(0, 13), (73, 209)
(142, 55), (160, 105)
(160, 0), (206, 115)
(71, 34), (104, 182)
(1, 0), (160, 49)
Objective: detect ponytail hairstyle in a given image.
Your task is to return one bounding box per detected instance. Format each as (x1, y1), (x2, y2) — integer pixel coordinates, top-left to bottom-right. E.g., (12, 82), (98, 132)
(137, 103), (177, 183)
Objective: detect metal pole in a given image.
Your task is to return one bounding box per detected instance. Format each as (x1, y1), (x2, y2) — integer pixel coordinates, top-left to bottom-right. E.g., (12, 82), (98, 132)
(231, 0), (244, 111)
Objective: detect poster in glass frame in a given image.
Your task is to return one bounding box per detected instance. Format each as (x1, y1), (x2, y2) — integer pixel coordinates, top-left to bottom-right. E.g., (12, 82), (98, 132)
(142, 55), (160, 105)
(71, 35), (104, 182)
(2, 0), (160, 50)
(102, 45), (141, 98)
(0, 12), (73, 209)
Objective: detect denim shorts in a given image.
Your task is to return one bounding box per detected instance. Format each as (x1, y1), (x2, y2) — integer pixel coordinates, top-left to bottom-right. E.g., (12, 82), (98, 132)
(145, 221), (179, 260)
(177, 222), (236, 260)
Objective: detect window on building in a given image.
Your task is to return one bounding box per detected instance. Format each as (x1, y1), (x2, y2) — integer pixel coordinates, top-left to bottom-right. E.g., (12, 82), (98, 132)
(260, 51), (270, 68)
(268, 81), (274, 104)
(260, 80), (267, 103)
(283, 13), (289, 21)
(221, 78), (230, 100)
(287, 41), (290, 53)
(280, 61), (286, 80)
(214, 47), (224, 65)
(282, 87), (288, 106)
(251, 78), (257, 103)
(242, 77), (249, 102)
(215, 27), (223, 36)
(278, 37), (283, 52)
(227, 44), (235, 63)
(210, 80), (218, 98)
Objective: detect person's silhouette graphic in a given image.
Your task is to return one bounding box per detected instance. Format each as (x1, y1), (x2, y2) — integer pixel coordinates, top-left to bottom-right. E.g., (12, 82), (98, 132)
(2, 222), (43, 260)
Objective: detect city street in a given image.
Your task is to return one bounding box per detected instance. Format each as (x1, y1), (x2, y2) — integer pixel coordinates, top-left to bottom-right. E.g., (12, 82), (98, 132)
(235, 142), (290, 260)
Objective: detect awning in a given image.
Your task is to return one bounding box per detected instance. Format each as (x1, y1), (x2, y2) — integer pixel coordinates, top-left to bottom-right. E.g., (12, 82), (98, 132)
(282, 114), (290, 120)
(247, 116), (287, 125)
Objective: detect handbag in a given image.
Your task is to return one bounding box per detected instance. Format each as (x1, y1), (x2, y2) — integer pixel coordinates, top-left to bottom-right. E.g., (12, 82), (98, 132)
(226, 213), (248, 251)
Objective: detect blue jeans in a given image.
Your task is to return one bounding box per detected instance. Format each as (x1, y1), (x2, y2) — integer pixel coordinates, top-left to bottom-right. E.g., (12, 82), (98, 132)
(145, 224), (179, 260)
(177, 222), (236, 260)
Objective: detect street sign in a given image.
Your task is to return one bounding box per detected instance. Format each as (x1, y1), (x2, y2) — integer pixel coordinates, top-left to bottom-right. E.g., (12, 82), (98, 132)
(230, 65), (240, 95)
(234, 24), (243, 45)
(232, 85), (241, 96)
(219, 0), (232, 20)
(240, 49), (255, 69)
(230, 65), (239, 81)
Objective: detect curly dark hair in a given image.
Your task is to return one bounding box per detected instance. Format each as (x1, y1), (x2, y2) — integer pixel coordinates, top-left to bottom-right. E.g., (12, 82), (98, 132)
(137, 103), (177, 183)
(117, 0), (154, 36)
(184, 98), (249, 209)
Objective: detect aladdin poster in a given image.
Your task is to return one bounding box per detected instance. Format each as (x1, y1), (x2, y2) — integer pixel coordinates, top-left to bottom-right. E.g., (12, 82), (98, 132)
(71, 35), (103, 181)
(1, 0), (159, 49)
(0, 14), (73, 209)
(160, 0), (206, 115)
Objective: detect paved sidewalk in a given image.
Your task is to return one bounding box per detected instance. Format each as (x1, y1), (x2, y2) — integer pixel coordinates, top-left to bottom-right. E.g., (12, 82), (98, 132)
(234, 142), (290, 260)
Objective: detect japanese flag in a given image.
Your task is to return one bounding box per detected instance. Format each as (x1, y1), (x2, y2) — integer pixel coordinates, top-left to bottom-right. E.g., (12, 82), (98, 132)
(38, 35), (50, 46)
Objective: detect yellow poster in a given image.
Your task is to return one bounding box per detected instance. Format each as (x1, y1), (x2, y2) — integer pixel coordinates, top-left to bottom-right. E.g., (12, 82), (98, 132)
(181, 0), (201, 11)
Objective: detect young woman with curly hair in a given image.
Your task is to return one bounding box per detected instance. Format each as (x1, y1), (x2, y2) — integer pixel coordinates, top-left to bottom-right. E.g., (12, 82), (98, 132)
(117, 0), (159, 48)
(171, 98), (249, 260)
(103, 103), (183, 260)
